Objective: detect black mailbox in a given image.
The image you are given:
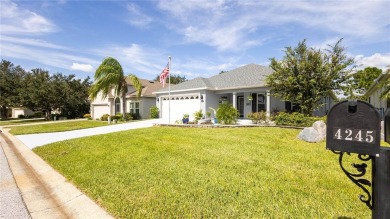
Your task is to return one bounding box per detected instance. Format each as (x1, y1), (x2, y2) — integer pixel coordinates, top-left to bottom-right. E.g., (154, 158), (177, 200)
(385, 108), (390, 143)
(326, 100), (380, 156)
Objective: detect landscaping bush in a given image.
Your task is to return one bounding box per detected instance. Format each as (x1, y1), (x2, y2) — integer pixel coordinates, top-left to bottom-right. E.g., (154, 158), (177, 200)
(34, 112), (43, 118)
(150, 106), (159, 118)
(100, 114), (110, 121)
(124, 113), (133, 121)
(193, 110), (203, 123)
(216, 103), (238, 125)
(273, 112), (326, 127)
(110, 115), (120, 121)
(17, 114), (25, 119)
(129, 112), (141, 120)
(83, 114), (91, 119)
(247, 111), (266, 124)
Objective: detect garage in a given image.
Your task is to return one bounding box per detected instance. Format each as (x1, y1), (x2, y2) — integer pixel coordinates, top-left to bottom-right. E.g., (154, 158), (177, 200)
(92, 104), (110, 119)
(161, 95), (201, 122)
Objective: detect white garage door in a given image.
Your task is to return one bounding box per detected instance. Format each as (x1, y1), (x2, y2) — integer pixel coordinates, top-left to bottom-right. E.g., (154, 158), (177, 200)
(161, 96), (201, 122)
(92, 105), (110, 119)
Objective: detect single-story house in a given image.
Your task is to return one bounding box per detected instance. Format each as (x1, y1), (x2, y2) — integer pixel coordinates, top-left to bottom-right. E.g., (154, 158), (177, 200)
(90, 78), (164, 120)
(154, 64), (336, 122)
(11, 107), (34, 118)
(365, 70), (390, 119)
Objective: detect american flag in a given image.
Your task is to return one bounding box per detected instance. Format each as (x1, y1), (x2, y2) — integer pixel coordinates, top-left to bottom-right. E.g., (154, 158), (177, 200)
(159, 63), (169, 87)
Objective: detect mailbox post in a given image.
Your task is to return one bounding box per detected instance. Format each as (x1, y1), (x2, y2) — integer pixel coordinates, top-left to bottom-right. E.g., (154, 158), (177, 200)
(326, 100), (390, 218)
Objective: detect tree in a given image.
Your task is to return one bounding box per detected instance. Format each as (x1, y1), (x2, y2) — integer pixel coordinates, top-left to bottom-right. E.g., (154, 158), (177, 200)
(0, 60), (26, 119)
(21, 68), (54, 120)
(90, 57), (142, 118)
(347, 67), (382, 99)
(266, 39), (354, 116)
(154, 74), (187, 84)
(51, 74), (91, 119)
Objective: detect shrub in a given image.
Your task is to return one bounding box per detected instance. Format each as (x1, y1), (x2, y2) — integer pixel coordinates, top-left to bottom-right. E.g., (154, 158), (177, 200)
(100, 114), (110, 121)
(273, 112), (326, 127)
(247, 111), (267, 124)
(34, 112), (43, 118)
(150, 106), (159, 118)
(124, 113), (133, 121)
(17, 114), (25, 119)
(193, 110), (203, 122)
(83, 114), (91, 118)
(129, 112), (141, 120)
(110, 115), (120, 120)
(216, 103), (238, 125)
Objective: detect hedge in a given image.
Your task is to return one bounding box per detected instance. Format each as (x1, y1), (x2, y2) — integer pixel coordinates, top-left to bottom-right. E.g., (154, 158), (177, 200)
(273, 112), (326, 127)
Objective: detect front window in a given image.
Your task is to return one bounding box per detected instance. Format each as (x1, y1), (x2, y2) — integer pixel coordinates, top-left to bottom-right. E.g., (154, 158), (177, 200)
(129, 102), (140, 114)
(115, 98), (120, 114)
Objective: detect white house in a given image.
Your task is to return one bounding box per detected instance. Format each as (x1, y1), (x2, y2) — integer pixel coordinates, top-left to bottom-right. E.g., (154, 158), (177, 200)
(90, 78), (164, 120)
(365, 70), (390, 119)
(154, 64), (336, 122)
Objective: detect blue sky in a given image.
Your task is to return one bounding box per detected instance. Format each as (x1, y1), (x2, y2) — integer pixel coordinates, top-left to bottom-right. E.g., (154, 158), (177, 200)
(1, 0), (390, 81)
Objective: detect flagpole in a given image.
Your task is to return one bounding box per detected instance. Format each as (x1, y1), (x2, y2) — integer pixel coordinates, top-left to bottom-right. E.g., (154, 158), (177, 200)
(168, 56), (171, 124)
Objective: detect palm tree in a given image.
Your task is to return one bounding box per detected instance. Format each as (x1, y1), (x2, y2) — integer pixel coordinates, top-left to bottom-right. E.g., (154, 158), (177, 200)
(89, 57), (142, 119)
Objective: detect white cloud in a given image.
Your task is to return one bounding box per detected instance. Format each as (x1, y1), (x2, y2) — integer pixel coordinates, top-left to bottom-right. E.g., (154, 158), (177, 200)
(0, 0), (57, 34)
(157, 1), (389, 51)
(71, 63), (95, 72)
(355, 53), (390, 70)
(1, 35), (68, 50)
(126, 3), (152, 27)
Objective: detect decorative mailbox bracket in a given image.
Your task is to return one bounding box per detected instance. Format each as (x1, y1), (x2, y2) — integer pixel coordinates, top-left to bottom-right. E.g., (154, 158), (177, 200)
(326, 100), (384, 216)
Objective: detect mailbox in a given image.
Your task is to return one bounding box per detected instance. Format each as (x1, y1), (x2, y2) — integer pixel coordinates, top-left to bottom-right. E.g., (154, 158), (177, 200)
(326, 100), (380, 156)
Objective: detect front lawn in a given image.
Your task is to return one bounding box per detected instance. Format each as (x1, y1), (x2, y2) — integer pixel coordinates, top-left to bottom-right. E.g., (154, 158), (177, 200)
(33, 127), (371, 218)
(0, 118), (45, 126)
(8, 120), (108, 135)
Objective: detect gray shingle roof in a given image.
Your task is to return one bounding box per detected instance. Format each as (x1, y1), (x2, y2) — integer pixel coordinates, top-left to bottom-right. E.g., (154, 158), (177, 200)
(155, 64), (273, 93)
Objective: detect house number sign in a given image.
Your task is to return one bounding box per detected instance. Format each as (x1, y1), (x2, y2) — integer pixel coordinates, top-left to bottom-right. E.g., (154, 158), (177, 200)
(326, 100), (380, 156)
(333, 128), (376, 144)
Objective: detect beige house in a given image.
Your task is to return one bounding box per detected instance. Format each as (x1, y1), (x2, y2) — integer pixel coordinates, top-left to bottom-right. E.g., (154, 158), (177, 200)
(90, 78), (164, 120)
(11, 107), (34, 118)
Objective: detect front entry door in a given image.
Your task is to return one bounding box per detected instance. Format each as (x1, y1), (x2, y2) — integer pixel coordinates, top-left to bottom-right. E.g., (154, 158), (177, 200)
(237, 96), (244, 118)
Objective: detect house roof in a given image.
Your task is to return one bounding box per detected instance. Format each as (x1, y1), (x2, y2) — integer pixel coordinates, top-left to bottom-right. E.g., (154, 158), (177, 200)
(365, 69), (390, 97)
(126, 78), (164, 97)
(155, 64), (273, 93)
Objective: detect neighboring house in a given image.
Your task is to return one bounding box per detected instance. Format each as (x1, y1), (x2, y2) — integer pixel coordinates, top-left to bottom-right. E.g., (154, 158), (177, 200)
(154, 64), (336, 122)
(365, 71), (390, 119)
(90, 78), (164, 120)
(11, 107), (34, 118)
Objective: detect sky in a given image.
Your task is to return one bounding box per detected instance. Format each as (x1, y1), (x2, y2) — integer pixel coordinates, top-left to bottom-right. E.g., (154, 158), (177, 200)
(1, 0), (390, 81)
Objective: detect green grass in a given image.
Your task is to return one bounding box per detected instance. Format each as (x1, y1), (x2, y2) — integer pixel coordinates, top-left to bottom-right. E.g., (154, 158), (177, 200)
(8, 120), (108, 135)
(0, 118), (45, 126)
(33, 127), (371, 218)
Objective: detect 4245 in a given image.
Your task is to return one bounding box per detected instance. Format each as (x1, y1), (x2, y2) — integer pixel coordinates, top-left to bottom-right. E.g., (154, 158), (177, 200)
(333, 128), (376, 144)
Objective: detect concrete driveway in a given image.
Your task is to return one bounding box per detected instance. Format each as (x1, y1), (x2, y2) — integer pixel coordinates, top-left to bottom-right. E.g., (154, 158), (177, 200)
(15, 119), (162, 149)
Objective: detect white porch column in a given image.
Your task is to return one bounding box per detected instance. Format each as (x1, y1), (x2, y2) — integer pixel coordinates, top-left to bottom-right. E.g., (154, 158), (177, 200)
(232, 92), (237, 109)
(120, 97), (125, 114)
(266, 90), (271, 117)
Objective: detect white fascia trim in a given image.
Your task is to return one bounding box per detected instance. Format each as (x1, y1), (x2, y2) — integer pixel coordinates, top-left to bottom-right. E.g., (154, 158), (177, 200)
(154, 87), (208, 94)
(159, 92), (200, 98)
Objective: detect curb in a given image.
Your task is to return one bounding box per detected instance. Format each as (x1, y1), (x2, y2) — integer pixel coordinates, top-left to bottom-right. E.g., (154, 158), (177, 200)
(1, 129), (113, 219)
